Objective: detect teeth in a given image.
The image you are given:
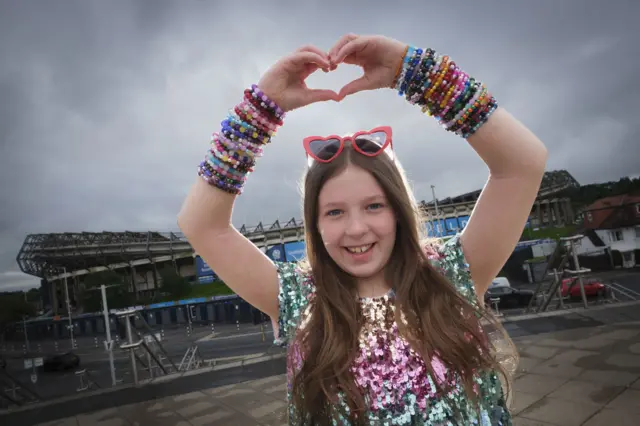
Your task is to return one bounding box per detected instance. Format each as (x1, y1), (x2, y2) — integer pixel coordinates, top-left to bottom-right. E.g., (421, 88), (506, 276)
(347, 244), (372, 253)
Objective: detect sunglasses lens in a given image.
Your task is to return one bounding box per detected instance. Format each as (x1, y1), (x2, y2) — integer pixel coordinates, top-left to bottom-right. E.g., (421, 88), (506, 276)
(354, 131), (387, 154)
(308, 138), (341, 161)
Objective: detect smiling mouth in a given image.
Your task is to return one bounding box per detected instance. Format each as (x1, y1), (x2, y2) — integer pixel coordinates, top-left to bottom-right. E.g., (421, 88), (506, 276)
(345, 243), (374, 254)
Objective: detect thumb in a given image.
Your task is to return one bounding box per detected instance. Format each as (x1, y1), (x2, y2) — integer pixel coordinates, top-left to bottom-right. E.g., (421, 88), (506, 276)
(338, 76), (372, 100)
(306, 88), (340, 104)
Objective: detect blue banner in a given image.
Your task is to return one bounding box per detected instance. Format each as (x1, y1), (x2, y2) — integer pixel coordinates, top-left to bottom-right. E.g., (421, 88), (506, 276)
(147, 301), (175, 310)
(457, 215), (470, 230)
(433, 219), (445, 237)
(265, 244), (286, 262)
(178, 297), (207, 305)
(195, 255), (218, 283)
(424, 221), (435, 237)
(284, 241), (306, 261)
(445, 218), (459, 235)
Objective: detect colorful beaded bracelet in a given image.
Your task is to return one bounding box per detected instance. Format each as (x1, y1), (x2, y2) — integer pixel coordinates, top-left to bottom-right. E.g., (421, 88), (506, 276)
(396, 46), (498, 138)
(197, 84), (283, 195)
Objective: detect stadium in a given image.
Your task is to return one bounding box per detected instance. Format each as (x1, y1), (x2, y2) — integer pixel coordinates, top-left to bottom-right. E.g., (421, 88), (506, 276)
(12, 171), (579, 340)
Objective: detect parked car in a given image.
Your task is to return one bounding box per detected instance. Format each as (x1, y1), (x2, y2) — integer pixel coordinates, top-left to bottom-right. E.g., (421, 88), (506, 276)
(42, 352), (80, 372)
(489, 277), (511, 289)
(484, 286), (535, 309)
(561, 278), (606, 298)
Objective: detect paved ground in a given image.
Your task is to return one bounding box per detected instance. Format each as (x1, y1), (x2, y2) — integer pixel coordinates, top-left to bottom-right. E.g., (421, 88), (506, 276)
(2, 301), (639, 426)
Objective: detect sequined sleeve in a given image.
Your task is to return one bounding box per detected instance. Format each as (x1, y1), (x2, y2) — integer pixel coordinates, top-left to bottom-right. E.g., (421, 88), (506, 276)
(274, 261), (314, 347)
(431, 234), (479, 306)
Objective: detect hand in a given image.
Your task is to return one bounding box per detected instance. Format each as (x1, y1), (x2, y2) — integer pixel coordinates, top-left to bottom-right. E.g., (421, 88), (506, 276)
(257, 46), (340, 112)
(327, 34), (407, 100)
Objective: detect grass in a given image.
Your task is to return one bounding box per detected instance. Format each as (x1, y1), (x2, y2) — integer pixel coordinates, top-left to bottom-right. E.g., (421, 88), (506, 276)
(521, 225), (577, 241)
(188, 281), (235, 298)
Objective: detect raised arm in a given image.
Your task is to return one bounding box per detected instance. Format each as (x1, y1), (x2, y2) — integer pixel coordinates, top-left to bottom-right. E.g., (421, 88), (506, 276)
(327, 34), (547, 298)
(459, 110), (547, 297)
(177, 46), (337, 320)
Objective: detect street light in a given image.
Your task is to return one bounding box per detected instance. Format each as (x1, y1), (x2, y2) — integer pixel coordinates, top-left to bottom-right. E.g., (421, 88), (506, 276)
(431, 185), (440, 237)
(62, 266), (75, 350)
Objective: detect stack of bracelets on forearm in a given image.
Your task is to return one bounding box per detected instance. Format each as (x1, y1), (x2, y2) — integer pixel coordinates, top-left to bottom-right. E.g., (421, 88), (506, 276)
(393, 46), (498, 138)
(197, 84), (285, 194)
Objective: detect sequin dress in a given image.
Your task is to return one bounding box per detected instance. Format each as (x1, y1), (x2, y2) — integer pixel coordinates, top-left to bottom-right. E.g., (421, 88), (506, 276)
(275, 235), (513, 425)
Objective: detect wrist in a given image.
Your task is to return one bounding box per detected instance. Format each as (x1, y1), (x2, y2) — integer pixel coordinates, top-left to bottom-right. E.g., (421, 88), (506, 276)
(395, 46), (498, 138)
(197, 85), (284, 195)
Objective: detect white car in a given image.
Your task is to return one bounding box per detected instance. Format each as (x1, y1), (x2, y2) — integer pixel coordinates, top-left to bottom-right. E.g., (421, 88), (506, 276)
(490, 277), (511, 289)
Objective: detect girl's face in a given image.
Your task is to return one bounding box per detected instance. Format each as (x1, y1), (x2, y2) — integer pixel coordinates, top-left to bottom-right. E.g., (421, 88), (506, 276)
(316, 164), (396, 291)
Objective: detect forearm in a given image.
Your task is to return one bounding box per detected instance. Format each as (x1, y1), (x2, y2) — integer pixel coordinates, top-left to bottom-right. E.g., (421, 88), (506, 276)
(178, 85), (284, 235)
(467, 108), (548, 179)
(394, 46), (547, 179)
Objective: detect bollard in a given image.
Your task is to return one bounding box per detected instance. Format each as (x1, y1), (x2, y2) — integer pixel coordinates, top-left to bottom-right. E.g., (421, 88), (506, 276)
(37, 343), (42, 353)
(210, 323), (215, 335)
(186, 326), (191, 337)
(94, 337), (98, 348)
(161, 329), (165, 340)
(54, 341), (59, 352)
(22, 344), (26, 354)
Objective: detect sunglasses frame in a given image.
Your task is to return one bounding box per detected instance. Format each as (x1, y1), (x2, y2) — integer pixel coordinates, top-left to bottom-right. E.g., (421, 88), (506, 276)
(302, 126), (393, 164)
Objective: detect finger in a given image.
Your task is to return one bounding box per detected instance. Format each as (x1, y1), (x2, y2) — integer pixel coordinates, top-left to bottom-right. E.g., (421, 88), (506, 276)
(338, 76), (372, 100)
(291, 51), (331, 71)
(306, 89), (341, 104)
(328, 33), (358, 61)
(295, 45), (330, 61)
(334, 37), (367, 64)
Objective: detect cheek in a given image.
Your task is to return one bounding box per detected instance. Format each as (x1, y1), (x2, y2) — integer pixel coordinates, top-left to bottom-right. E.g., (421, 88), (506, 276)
(318, 222), (343, 248)
(375, 212), (397, 240)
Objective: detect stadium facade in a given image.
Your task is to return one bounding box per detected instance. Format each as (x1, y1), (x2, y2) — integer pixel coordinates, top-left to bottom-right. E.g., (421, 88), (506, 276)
(16, 171), (578, 316)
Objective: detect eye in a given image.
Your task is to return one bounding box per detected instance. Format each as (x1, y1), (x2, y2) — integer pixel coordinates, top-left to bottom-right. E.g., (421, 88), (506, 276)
(367, 202), (384, 211)
(326, 209), (343, 217)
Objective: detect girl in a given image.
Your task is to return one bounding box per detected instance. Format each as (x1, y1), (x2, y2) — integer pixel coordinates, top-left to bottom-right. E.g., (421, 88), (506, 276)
(179, 34), (547, 425)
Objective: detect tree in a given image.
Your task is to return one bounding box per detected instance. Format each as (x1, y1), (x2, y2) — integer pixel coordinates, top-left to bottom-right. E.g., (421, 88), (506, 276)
(81, 270), (134, 313)
(0, 292), (37, 328)
(158, 267), (191, 301)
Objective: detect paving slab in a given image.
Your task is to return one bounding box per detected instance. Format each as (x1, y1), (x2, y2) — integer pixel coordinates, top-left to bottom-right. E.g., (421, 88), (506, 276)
(2, 312), (639, 426)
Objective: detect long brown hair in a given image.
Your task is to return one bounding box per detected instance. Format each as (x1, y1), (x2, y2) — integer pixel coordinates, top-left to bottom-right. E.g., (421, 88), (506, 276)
(291, 140), (516, 425)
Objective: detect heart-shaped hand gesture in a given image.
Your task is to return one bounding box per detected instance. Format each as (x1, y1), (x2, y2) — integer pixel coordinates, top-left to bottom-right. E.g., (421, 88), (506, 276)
(328, 34), (408, 100)
(256, 36), (407, 112)
(257, 46), (340, 112)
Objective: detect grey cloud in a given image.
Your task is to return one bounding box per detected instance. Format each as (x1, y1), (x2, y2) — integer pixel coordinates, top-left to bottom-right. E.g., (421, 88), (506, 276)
(1, 0), (639, 290)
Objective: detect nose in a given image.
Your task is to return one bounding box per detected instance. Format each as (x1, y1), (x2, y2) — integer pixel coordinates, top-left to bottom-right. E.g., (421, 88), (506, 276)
(344, 211), (368, 238)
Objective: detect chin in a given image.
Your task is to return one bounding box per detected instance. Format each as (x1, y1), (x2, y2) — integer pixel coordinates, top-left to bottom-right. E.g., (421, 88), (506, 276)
(341, 263), (384, 279)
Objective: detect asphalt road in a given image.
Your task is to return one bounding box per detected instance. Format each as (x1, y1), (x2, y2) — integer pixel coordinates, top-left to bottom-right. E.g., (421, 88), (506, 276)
(2, 324), (277, 401)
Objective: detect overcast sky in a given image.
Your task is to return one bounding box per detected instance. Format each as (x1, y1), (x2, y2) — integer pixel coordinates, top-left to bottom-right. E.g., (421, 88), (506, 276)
(1, 0), (638, 292)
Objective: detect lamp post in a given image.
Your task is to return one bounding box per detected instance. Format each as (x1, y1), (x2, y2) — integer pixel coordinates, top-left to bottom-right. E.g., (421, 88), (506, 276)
(431, 185), (440, 236)
(62, 267), (75, 350)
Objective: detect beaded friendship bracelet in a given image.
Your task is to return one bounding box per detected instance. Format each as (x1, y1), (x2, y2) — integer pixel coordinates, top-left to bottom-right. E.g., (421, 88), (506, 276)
(395, 46), (498, 138)
(197, 85), (285, 195)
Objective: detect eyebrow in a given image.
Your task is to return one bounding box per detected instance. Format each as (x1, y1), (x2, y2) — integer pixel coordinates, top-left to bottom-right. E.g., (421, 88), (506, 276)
(320, 194), (387, 209)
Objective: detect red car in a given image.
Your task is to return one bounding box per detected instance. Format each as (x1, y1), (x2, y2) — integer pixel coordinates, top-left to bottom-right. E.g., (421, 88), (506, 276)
(561, 278), (606, 298)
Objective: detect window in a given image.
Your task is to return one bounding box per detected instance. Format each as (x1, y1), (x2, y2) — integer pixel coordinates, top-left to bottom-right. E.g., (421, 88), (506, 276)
(610, 230), (623, 242)
(636, 226), (640, 239)
(636, 203), (640, 215)
(623, 252), (633, 262)
(586, 212), (593, 222)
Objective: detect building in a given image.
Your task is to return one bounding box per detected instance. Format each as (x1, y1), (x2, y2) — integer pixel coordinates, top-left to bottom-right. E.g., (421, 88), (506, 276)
(577, 194), (640, 267)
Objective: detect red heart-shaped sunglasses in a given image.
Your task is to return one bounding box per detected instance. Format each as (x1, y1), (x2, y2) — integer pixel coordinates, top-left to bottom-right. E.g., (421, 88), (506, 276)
(303, 126), (393, 164)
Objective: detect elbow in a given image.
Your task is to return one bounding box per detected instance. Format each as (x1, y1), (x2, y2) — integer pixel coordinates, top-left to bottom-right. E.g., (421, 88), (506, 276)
(533, 143), (549, 177)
